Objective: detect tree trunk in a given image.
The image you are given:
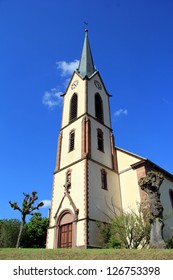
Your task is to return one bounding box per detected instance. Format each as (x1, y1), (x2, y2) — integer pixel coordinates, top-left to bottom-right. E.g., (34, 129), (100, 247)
(150, 218), (166, 248)
(16, 221), (24, 248)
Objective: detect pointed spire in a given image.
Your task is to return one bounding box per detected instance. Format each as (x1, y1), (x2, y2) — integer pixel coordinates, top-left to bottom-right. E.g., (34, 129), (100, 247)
(77, 30), (96, 78)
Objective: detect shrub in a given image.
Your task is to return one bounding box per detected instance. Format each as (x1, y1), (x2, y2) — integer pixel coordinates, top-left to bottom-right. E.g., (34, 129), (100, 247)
(98, 202), (150, 249)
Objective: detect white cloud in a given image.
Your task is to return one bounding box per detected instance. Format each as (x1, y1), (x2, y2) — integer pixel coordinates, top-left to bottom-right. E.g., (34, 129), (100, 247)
(41, 200), (51, 208)
(43, 59), (79, 109)
(56, 59), (79, 77)
(42, 88), (63, 109)
(114, 108), (128, 117)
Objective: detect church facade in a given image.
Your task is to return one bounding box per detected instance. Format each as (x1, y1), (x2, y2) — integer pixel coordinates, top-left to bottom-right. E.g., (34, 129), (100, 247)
(46, 31), (173, 249)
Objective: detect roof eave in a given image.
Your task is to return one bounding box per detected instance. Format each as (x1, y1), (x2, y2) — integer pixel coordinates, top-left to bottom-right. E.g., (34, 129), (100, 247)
(131, 159), (173, 180)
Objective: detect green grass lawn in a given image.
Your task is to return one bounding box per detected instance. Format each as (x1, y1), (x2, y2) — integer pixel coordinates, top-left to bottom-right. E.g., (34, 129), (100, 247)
(0, 248), (173, 260)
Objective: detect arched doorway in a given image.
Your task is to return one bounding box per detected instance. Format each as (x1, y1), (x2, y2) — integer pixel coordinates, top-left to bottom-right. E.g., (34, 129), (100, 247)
(57, 210), (74, 248)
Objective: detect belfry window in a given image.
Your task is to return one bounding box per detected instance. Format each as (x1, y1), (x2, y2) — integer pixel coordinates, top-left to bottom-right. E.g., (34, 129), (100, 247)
(169, 189), (173, 208)
(69, 93), (78, 122)
(95, 93), (103, 122)
(97, 128), (104, 152)
(101, 169), (107, 190)
(69, 130), (75, 152)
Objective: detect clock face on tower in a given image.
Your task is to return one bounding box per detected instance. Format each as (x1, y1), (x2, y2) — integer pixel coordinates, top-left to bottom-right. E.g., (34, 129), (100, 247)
(71, 80), (78, 90)
(94, 80), (102, 90)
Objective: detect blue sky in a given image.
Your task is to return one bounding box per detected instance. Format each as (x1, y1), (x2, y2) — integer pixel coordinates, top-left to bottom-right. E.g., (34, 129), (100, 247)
(0, 0), (173, 220)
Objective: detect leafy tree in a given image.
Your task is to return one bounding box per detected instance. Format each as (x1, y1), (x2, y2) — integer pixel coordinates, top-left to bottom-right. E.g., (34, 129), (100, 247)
(0, 219), (21, 247)
(98, 201), (150, 249)
(9, 191), (44, 248)
(21, 213), (49, 248)
(0, 215), (49, 248)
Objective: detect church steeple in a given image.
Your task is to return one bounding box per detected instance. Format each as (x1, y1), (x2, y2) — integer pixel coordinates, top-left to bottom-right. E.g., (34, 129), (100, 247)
(77, 30), (96, 78)
(47, 30), (122, 250)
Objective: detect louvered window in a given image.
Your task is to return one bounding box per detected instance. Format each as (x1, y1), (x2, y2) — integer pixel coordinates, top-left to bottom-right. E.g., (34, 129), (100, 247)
(101, 169), (107, 190)
(69, 93), (78, 122)
(97, 128), (104, 152)
(95, 93), (103, 122)
(69, 130), (75, 152)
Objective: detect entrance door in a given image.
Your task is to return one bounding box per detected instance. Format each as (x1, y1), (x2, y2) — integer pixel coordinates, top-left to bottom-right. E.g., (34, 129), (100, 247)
(60, 223), (72, 248)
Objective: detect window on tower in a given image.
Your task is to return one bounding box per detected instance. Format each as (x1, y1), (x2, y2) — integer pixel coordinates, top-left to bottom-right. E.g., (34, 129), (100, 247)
(95, 93), (103, 122)
(97, 128), (104, 152)
(69, 93), (78, 122)
(101, 169), (107, 190)
(69, 130), (75, 152)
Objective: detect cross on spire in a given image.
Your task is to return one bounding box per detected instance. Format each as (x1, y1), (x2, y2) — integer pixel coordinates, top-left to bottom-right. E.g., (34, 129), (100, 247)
(84, 21), (88, 31)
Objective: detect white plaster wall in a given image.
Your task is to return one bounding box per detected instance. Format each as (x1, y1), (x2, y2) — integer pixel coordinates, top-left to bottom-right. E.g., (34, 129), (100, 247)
(76, 220), (85, 247)
(87, 74), (111, 128)
(47, 160), (86, 248)
(90, 119), (113, 168)
(46, 228), (55, 248)
(88, 160), (121, 222)
(116, 149), (142, 172)
(49, 161), (85, 226)
(116, 149), (143, 211)
(60, 119), (82, 169)
(119, 169), (141, 212)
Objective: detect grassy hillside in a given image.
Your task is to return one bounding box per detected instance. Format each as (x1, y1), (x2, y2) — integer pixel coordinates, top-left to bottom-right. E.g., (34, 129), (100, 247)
(0, 248), (173, 260)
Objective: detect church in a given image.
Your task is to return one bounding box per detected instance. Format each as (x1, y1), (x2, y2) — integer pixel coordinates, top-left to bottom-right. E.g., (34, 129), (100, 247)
(46, 30), (173, 249)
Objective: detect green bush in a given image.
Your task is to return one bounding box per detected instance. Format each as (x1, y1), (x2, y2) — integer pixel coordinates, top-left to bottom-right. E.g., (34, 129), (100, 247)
(165, 237), (173, 248)
(0, 219), (21, 247)
(0, 214), (49, 248)
(98, 203), (150, 249)
(20, 213), (49, 248)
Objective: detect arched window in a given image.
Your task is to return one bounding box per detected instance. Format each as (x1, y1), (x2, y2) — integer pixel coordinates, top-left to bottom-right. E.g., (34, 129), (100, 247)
(69, 93), (78, 122)
(95, 93), (103, 122)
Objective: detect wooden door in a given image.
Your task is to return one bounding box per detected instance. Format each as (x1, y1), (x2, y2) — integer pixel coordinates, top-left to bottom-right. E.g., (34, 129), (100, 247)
(60, 223), (72, 248)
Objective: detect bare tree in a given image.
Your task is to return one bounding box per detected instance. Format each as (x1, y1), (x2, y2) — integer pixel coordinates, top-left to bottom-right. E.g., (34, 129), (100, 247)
(9, 191), (44, 248)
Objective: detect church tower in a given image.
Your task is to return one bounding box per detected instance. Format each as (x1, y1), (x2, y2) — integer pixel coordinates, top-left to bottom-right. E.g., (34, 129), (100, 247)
(46, 30), (122, 248)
